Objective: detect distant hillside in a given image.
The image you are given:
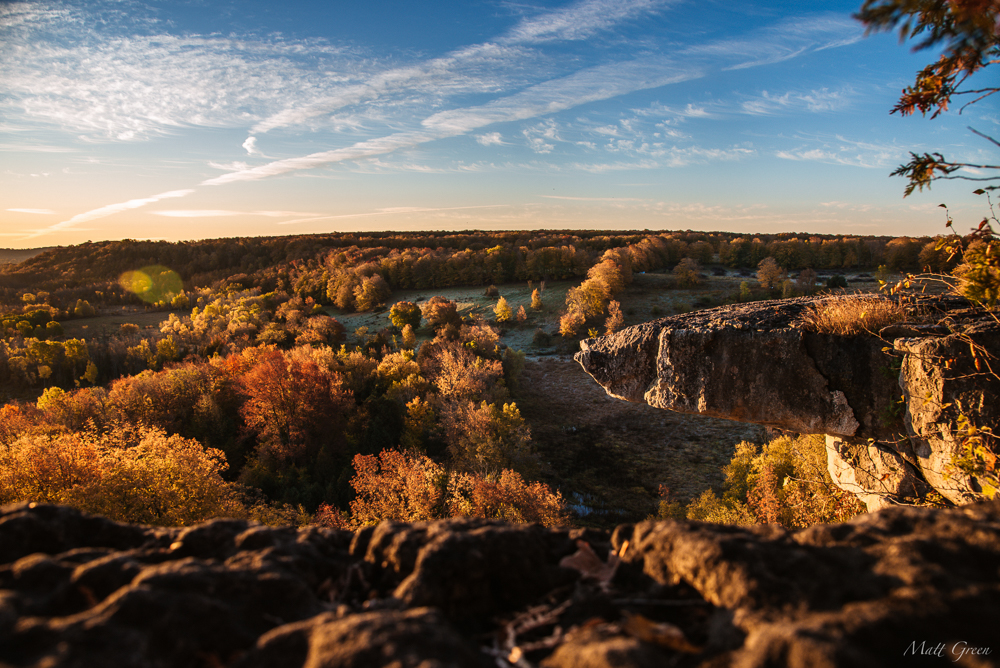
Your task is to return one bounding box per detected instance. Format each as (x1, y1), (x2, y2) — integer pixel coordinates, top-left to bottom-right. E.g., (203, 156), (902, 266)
(0, 247), (54, 265)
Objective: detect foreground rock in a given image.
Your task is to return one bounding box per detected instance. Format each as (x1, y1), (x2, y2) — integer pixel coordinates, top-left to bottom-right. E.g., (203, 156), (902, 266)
(575, 295), (1000, 510)
(2, 502), (999, 667)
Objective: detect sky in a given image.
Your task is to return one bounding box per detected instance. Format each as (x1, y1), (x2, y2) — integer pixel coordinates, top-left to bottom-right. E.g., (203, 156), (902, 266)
(1, 0), (995, 249)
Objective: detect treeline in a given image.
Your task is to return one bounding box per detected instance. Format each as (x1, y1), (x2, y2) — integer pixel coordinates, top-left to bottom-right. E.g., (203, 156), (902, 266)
(0, 229), (946, 316)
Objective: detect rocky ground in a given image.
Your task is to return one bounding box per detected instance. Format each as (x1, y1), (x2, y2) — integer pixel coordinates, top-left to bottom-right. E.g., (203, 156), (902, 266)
(2, 501), (998, 668)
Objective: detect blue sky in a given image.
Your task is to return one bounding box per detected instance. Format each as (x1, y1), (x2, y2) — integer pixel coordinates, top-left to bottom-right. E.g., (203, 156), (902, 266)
(1, 0), (994, 249)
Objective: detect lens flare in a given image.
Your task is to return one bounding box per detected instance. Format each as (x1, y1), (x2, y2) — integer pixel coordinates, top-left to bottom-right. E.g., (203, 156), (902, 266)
(119, 265), (183, 303)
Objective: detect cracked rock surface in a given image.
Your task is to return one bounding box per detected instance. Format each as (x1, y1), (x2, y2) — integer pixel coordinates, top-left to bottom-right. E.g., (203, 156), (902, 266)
(2, 501), (999, 667)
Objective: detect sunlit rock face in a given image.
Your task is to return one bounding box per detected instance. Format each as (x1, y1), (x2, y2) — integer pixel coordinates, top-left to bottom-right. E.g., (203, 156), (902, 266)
(576, 295), (998, 510)
(3, 501), (999, 668)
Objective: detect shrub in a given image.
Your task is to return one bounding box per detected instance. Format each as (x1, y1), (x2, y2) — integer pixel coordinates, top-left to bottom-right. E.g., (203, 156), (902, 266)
(530, 289), (543, 310)
(532, 328), (553, 347)
(484, 284), (499, 298)
(955, 237), (1000, 308)
(797, 295), (908, 336)
(447, 469), (569, 527)
(826, 274), (848, 289)
(664, 434), (864, 528)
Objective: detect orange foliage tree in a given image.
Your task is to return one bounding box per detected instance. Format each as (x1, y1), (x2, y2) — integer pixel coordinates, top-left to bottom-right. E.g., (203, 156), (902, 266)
(238, 348), (351, 463)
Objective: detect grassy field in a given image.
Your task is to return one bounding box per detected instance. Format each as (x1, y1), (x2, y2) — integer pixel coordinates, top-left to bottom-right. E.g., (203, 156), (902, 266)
(60, 309), (177, 338)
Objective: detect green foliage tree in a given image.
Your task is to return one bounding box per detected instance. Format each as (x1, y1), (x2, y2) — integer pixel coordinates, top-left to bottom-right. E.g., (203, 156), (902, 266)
(390, 301), (422, 330)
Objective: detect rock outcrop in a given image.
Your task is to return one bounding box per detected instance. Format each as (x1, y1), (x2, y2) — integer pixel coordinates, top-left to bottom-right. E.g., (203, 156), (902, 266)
(2, 501), (999, 667)
(576, 295), (999, 510)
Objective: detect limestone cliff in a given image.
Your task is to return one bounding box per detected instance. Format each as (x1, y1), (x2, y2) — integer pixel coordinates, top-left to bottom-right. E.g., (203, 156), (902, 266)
(2, 501), (998, 667)
(576, 295), (999, 511)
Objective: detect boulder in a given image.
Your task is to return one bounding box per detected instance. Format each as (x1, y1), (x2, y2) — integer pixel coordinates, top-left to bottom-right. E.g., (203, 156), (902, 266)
(2, 501), (999, 667)
(575, 295), (999, 508)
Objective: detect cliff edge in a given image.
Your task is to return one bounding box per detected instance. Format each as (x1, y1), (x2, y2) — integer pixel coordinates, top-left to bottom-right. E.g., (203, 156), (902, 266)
(576, 294), (1000, 510)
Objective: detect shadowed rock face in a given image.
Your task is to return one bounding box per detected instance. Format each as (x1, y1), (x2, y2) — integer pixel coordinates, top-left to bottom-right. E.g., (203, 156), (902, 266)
(2, 501), (999, 668)
(575, 295), (999, 510)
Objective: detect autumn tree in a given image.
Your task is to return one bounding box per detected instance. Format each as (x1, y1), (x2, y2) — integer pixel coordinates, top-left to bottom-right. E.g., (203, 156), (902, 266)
(421, 296), (461, 329)
(494, 296), (513, 322)
(605, 300), (624, 334)
(856, 0), (999, 195)
(238, 349), (350, 463)
(390, 301), (422, 330)
(672, 258), (702, 287)
(353, 274), (391, 311)
(530, 288), (543, 310)
(443, 400), (535, 476)
(757, 257), (784, 290)
(346, 449), (447, 525)
(401, 323), (417, 349)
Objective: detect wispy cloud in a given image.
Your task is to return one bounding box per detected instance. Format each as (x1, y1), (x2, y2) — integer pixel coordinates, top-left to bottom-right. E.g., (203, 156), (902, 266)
(151, 210), (321, 218)
(500, 0), (671, 44)
(276, 204), (510, 225)
(23, 189), (194, 240)
(775, 134), (904, 168)
(475, 132), (505, 146)
(541, 195), (645, 201)
(741, 88), (851, 115)
(7, 208), (55, 214)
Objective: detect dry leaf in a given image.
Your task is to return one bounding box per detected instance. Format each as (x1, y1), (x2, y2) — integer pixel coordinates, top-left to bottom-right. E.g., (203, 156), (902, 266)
(621, 612), (701, 654)
(559, 540), (619, 588)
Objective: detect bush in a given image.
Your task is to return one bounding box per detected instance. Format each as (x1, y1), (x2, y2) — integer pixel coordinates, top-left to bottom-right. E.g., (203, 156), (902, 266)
(321, 448), (568, 529)
(532, 328), (553, 347)
(484, 284), (499, 298)
(798, 295), (908, 336)
(661, 434), (864, 528)
(826, 274), (848, 289)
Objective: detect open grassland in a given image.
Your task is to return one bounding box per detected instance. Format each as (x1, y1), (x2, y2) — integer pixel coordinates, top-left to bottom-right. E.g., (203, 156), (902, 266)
(59, 309), (181, 339)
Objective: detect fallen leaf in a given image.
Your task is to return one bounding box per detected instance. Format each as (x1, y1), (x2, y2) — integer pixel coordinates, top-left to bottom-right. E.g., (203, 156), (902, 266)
(559, 540), (618, 588)
(621, 612), (701, 654)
